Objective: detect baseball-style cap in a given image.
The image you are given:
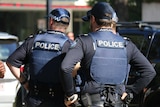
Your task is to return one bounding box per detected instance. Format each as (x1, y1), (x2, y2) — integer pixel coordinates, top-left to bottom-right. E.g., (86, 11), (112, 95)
(49, 8), (70, 25)
(82, 2), (118, 22)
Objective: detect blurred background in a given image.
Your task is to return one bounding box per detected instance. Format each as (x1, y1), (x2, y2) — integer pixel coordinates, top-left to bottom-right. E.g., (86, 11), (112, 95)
(0, 0), (160, 41)
(0, 0), (160, 107)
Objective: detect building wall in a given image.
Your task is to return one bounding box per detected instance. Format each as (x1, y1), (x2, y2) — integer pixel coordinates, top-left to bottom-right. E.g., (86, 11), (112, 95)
(0, 0), (90, 11)
(0, 0), (90, 40)
(142, 3), (160, 21)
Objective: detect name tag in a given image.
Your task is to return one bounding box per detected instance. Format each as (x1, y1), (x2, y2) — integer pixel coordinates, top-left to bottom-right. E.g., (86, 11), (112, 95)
(97, 40), (124, 48)
(33, 41), (61, 51)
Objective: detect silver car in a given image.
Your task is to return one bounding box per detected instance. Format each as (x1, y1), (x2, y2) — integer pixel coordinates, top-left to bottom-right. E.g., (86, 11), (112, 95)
(0, 32), (19, 107)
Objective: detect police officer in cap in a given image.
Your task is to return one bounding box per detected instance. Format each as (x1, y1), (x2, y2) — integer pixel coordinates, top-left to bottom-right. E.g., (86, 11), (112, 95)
(7, 8), (71, 107)
(61, 2), (156, 107)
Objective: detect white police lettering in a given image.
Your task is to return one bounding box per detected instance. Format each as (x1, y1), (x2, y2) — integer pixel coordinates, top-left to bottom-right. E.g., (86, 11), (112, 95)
(97, 40), (124, 48)
(51, 15), (69, 22)
(34, 41), (61, 51)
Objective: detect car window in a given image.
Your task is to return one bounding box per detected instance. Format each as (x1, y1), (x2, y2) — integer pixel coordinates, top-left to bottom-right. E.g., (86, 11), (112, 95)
(149, 33), (160, 62)
(0, 39), (18, 61)
(117, 22), (160, 107)
(120, 34), (150, 56)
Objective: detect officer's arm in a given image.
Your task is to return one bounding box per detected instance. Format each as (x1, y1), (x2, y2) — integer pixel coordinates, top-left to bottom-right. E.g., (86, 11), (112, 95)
(6, 63), (29, 90)
(61, 37), (84, 106)
(127, 41), (156, 94)
(0, 61), (5, 78)
(6, 36), (33, 90)
(72, 62), (81, 77)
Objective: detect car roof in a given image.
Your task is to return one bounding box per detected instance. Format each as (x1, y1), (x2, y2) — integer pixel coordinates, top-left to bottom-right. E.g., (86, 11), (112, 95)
(117, 21), (160, 37)
(0, 32), (18, 41)
(118, 28), (160, 36)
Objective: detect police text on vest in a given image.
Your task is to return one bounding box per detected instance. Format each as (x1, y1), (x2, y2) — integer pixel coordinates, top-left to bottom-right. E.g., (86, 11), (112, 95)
(34, 41), (61, 51)
(97, 40), (124, 48)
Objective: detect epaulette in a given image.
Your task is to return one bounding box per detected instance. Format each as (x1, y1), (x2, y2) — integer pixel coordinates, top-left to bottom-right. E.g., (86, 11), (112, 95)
(23, 30), (46, 42)
(123, 37), (130, 46)
(123, 37), (131, 41)
(78, 34), (88, 37)
(37, 30), (46, 34)
(24, 35), (34, 41)
(28, 35), (34, 38)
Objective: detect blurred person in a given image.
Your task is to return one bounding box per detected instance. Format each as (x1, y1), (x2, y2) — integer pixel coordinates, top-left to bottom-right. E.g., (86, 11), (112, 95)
(67, 31), (75, 41)
(61, 2), (156, 107)
(0, 60), (5, 78)
(6, 8), (71, 107)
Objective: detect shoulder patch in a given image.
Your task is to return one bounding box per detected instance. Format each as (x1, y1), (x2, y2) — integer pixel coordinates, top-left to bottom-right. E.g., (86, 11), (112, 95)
(123, 37), (130, 47)
(70, 38), (78, 48)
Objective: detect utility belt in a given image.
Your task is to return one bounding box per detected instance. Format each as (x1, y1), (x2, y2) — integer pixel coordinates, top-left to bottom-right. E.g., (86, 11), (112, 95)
(29, 83), (64, 99)
(81, 85), (130, 107)
(81, 93), (124, 107)
(81, 93), (104, 107)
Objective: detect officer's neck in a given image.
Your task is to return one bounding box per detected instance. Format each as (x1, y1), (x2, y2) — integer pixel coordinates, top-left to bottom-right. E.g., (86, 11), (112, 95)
(96, 27), (113, 32)
(50, 26), (67, 33)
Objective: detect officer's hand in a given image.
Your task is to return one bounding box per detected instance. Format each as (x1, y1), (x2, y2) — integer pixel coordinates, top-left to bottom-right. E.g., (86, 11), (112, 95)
(0, 61), (6, 78)
(65, 94), (78, 107)
(23, 82), (29, 91)
(121, 92), (133, 104)
(72, 62), (81, 77)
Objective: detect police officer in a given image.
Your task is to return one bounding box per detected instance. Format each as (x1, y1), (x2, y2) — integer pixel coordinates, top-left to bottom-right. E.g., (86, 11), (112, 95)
(6, 8), (71, 107)
(61, 2), (156, 107)
(0, 60), (5, 78)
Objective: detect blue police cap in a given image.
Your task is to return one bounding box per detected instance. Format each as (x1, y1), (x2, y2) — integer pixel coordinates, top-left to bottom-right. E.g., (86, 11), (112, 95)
(82, 2), (118, 23)
(49, 8), (70, 25)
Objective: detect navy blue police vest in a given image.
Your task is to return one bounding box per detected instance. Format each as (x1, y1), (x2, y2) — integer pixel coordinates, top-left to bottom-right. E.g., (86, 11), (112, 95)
(29, 31), (68, 84)
(90, 30), (128, 85)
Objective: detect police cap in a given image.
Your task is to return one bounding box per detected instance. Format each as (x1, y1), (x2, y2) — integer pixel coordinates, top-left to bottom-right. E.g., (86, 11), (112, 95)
(82, 2), (118, 23)
(49, 8), (70, 25)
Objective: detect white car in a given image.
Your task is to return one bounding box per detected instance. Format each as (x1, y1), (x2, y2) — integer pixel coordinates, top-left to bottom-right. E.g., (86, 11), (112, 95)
(0, 32), (20, 107)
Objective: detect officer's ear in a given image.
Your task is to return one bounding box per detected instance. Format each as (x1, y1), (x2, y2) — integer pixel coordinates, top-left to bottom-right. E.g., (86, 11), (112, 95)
(90, 15), (96, 23)
(49, 17), (54, 25)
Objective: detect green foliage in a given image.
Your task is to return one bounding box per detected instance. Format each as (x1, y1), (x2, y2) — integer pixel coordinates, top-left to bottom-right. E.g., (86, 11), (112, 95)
(87, 0), (111, 6)
(143, 0), (160, 3)
(87, 0), (142, 21)
(128, 0), (142, 21)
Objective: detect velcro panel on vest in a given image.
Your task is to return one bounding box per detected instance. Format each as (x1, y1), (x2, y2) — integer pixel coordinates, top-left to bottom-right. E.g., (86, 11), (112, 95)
(90, 31), (128, 85)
